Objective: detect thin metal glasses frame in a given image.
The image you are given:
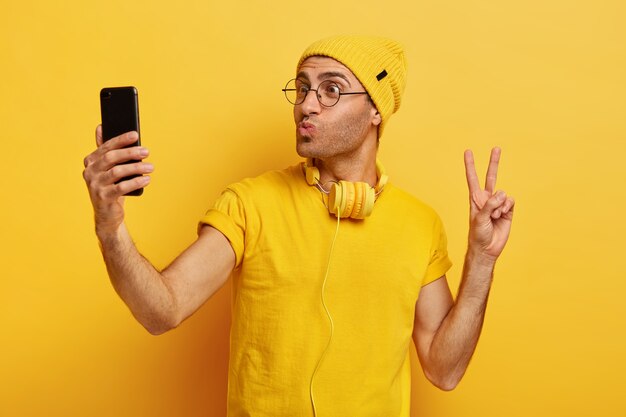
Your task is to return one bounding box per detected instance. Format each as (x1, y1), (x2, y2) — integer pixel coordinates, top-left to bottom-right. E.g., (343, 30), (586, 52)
(282, 78), (368, 107)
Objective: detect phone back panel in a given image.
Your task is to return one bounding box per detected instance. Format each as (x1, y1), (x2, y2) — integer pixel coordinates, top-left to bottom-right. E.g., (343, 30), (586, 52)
(100, 86), (140, 141)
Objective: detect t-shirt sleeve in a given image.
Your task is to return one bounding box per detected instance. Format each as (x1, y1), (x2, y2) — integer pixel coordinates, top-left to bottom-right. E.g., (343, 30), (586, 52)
(198, 188), (246, 268)
(421, 214), (453, 286)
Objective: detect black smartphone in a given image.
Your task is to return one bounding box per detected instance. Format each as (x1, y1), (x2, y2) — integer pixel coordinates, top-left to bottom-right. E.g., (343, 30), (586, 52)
(99, 86), (143, 196)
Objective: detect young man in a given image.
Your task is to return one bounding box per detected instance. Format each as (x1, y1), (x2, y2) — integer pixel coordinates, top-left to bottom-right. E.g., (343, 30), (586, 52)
(83, 35), (515, 417)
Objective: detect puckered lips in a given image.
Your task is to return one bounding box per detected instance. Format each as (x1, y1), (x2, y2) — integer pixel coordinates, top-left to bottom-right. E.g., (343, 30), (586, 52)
(298, 121), (317, 137)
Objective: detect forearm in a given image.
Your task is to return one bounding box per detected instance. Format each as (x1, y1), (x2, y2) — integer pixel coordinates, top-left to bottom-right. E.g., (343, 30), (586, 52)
(97, 223), (178, 335)
(419, 147), (514, 390)
(426, 249), (495, 389)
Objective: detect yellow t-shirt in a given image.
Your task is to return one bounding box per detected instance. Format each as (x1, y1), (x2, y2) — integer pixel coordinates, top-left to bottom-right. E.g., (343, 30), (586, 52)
(200, 163), (452, 417)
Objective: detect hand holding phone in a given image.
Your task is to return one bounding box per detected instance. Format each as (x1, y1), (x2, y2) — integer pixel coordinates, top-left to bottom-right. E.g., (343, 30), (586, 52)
(99, 86), (144, 196)
(83, 87), (153, 237)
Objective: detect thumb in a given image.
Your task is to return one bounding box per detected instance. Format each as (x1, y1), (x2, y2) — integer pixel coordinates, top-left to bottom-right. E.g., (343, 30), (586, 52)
(476, 191), (506, 223)
(96, 124), (103, 147)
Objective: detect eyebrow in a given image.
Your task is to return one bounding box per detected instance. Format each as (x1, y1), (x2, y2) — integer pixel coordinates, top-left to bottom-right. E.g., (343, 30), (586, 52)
(296, 71), (352, 87)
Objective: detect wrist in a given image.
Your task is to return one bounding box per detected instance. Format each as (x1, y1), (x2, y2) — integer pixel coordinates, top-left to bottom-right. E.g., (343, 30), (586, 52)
(466, 245), (497, 269)
(95, 222), (125, 247)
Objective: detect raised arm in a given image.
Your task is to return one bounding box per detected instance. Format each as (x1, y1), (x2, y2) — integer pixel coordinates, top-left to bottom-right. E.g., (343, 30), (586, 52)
(412, 147), (515, 390)
(83, 125), (235, 334)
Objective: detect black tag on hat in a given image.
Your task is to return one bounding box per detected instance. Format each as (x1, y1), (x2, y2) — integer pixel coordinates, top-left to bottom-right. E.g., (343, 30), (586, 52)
(376, 70), (388, 81)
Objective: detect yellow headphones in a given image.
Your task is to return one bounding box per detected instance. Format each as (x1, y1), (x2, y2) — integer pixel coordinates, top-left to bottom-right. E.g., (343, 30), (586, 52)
(303, 158), (388, 219)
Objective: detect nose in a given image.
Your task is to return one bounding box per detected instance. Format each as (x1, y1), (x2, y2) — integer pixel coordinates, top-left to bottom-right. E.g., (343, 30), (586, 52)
(299, 88), (321, 116)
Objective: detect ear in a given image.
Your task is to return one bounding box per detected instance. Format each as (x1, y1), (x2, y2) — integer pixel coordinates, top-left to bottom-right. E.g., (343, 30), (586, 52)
(371, 107), (382, 127)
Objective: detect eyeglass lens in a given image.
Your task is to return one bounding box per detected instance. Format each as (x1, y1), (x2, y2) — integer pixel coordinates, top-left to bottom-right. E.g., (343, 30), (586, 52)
(283, 79), (341, 107)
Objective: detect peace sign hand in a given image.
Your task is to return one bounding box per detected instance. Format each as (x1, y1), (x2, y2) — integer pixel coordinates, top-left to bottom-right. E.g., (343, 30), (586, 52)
(464, 147), (515, 261)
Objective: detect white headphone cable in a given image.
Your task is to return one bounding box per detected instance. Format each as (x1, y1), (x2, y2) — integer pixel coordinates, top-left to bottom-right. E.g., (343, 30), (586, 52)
(309, 213), (341, 417)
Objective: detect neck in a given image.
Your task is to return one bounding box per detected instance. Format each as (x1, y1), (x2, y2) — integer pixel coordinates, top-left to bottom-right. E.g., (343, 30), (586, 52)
(313, 145), (378, 189)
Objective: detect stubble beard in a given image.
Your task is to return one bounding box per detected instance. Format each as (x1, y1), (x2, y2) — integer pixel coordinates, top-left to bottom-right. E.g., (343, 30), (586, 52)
(295, 109), (373, 159)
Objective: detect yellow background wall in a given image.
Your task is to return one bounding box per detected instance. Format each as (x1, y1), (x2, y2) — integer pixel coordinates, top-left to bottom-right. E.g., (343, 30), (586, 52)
(1, 0), (625, 416)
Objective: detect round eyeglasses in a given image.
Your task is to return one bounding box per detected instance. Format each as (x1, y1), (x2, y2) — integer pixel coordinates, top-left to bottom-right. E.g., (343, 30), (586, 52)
(282, 78), (369, 107)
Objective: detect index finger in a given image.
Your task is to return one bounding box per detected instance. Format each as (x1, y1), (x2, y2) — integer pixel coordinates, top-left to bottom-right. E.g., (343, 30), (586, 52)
(464, 149), (481, 195)
(97, 130), (139, 153)
(485, 147), (501, 193)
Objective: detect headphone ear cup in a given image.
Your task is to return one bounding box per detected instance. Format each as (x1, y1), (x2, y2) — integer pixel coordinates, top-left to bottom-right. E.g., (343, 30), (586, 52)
(351, 182), (364, 219)
(361, 185), (376, 218)
(328, 181), (375, 219)
(328, 182), (342, 217)
(340, 181), (355, 218)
